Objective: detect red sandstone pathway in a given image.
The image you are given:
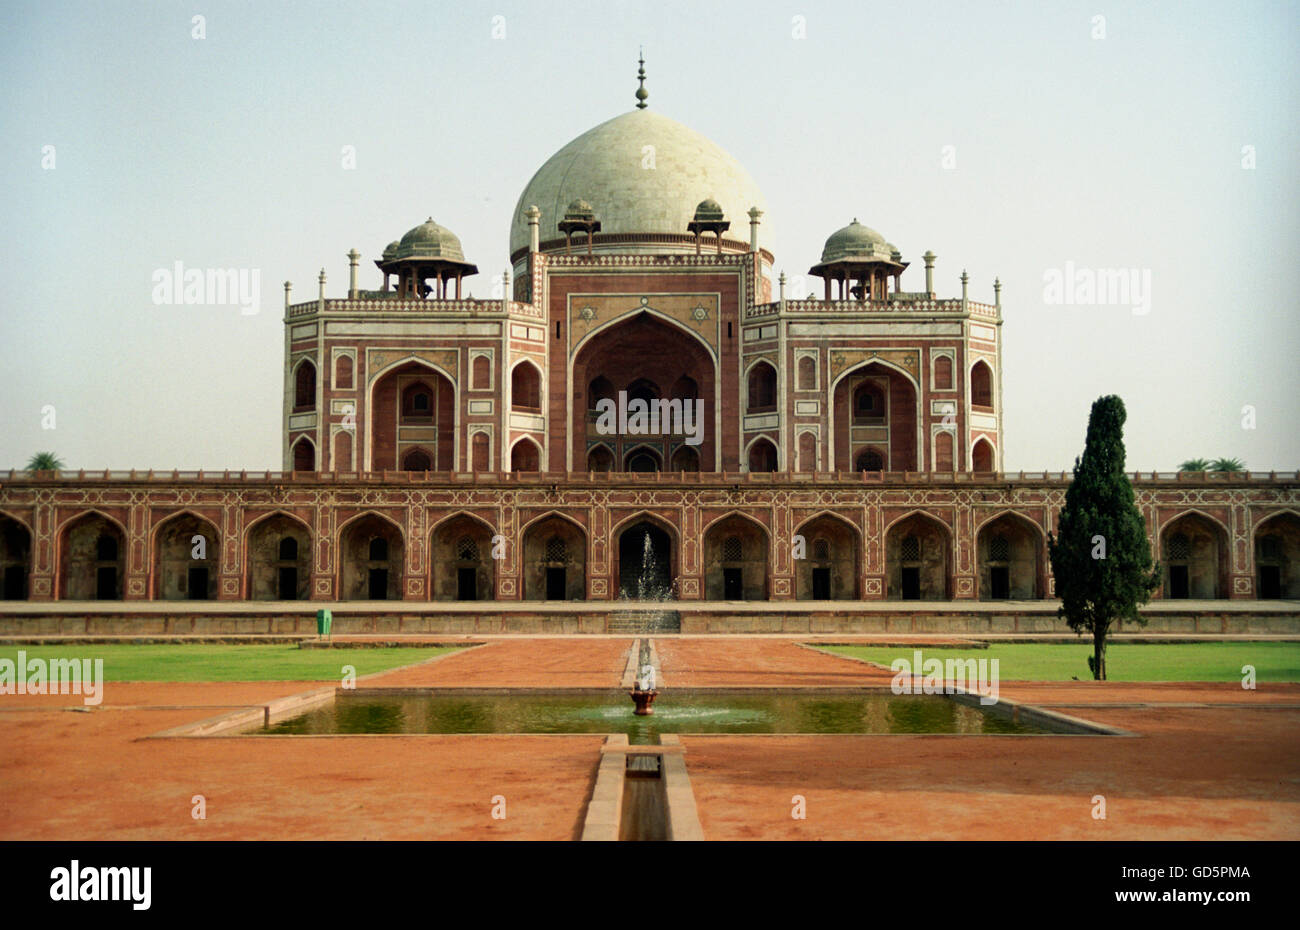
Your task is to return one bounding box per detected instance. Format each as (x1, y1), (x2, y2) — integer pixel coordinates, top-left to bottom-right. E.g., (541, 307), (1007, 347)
(2, 637), (1299, 840)
(655, 638), (895, 687)
(360, 638), (633, 688)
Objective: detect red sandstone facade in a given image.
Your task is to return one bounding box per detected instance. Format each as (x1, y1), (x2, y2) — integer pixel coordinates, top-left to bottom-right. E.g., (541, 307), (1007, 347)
(0, 472), (1296, 604)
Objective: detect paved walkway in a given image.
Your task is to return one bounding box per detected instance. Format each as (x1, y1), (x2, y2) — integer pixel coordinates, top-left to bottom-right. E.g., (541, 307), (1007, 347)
(1, 637), (1296, 840)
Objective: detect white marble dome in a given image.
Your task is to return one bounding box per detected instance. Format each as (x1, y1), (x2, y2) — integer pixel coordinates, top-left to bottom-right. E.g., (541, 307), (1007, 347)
(510, 109), (769, 256)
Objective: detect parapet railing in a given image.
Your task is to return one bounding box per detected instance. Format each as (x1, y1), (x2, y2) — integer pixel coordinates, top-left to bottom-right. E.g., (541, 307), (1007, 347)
(745, 298), (998, 319)
(286, 298), (542, 318)
(3, 469), (1295, 485)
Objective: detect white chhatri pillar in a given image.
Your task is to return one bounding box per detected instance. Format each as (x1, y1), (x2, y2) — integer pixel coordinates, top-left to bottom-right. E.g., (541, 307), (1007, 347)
(526, 205), (541, 253)
(747, 207), (763, 252)
(347, 249), (360, 298)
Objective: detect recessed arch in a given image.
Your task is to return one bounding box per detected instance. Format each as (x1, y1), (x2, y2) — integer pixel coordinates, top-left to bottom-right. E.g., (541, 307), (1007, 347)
(430, 512), (497, 601)
(292, 357), (317, 410)
(571, 309), (719, 472)
(700, 509), (771, 538)
(571, 307), (719, 364)
(884, 508), (953, 537)
(744, 435), (779, 472)
(56, 507), (128, 540)
(338, 511), (405, 600)
(971, 438), (995, 472)
(623, 444), (662, 473)
(971, 359), (994, 408)
(400, 446), (434, 472)
(244, 510), (312, 600)
(1160, 509), (1230, 599)
(976, 511), (1046, 600)
(58, 510), (127, 600)
(1255, 510), (1300, 599)
(291, 435), (316, 472)
(366, 356), (458, 472)
(152, 510), (221, 600)
(521, 512), (587, 600)
(745, 359), (777, 412)
(510, 436), (542, 472)
(613, 512), (679, 600)
(829, 356), (920, 394)
(510, 358), (544, 411)
(831, 359), (920, 472)
(586, 443), (615, 472)
(429, 510), (498, 537)
(885, 510), (952, 600)
(0, 513), (33, 600)
(794, 511), (862, 600)
(0, 509), (34, 534)
(702, 512), (771, 600)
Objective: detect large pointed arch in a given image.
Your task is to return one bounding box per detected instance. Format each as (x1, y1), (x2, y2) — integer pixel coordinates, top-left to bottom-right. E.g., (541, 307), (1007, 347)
(884, 509), (952, 600)
(976, 510), (1046, 600)
(612, 510), (679, 600)
(337, 510), (406, 601)
(830, 358), (921, 473)
(520, 511), (587, 600)
(1160, 508), (1230, 599)
(244, 510), (312, 601)
(152, 510), (221, 600)
(702, 511), (771, 600)
(570, 309), (719, 472)
(794, 510), (862, 600)
(365, 355), (459, 472)
(58, 509), (128, 600)
(430, 511), (497, 602)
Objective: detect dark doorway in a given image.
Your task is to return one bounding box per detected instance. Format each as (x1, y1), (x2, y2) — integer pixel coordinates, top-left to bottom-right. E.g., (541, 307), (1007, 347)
(545, 567), (566, 601)
(457, 567), (477, 601)
(2, 566), (25, 600)
(1168, 565), (1189, 599)
(990, 566), (1010, 599)
(901, 567), (921, 600)
(187, 567), (209, 600)
(368, 568), (389, 600)
(618, 523), (672, 599)
(1259, 565), (1282, 599)
(723, 567), (743, 599)
(96, 566), (117, 599)
(812, 567), (831, 600)
(278, 566), (298, 600)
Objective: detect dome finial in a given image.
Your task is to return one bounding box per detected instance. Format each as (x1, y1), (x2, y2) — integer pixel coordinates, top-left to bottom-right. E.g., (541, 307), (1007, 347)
(635, 48), (648, 109)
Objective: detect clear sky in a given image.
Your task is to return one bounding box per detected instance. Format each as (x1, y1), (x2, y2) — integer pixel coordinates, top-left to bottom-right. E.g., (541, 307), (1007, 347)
(1, 0), (1296, 472)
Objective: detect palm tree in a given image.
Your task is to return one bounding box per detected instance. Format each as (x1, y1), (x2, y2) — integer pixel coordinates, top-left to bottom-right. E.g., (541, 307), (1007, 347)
(25, 452), (64, 473)
(1178, 458), (1211, 472)
(1211, 457), (1246, 473)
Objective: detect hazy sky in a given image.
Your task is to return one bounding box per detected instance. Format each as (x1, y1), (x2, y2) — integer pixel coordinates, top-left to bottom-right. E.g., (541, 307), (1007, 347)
(2, 0), (1296, 472)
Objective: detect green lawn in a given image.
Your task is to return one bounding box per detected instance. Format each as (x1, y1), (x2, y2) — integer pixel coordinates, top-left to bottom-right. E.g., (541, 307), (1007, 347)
(816, 642), (1300, 682)
(0, 644), (461, 682)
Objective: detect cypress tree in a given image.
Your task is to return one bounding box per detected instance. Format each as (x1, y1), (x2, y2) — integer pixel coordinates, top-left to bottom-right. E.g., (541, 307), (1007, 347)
(1048, 396), (1160, 680)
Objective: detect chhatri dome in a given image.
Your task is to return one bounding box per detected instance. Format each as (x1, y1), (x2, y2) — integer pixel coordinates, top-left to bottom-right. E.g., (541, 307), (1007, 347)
(509, 59), (769, 259)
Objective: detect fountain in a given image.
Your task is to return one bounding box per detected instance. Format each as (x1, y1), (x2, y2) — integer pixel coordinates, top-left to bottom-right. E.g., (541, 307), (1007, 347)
(612, 525), (680, 633)
(628, 638), (659, 715)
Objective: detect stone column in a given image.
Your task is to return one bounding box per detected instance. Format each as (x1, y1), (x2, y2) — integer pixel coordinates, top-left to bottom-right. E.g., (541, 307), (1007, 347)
(347, 249), (360, 298)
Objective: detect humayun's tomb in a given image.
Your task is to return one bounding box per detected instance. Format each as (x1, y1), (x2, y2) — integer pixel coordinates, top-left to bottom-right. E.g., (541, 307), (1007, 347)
(2, 70), (1297, 635)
